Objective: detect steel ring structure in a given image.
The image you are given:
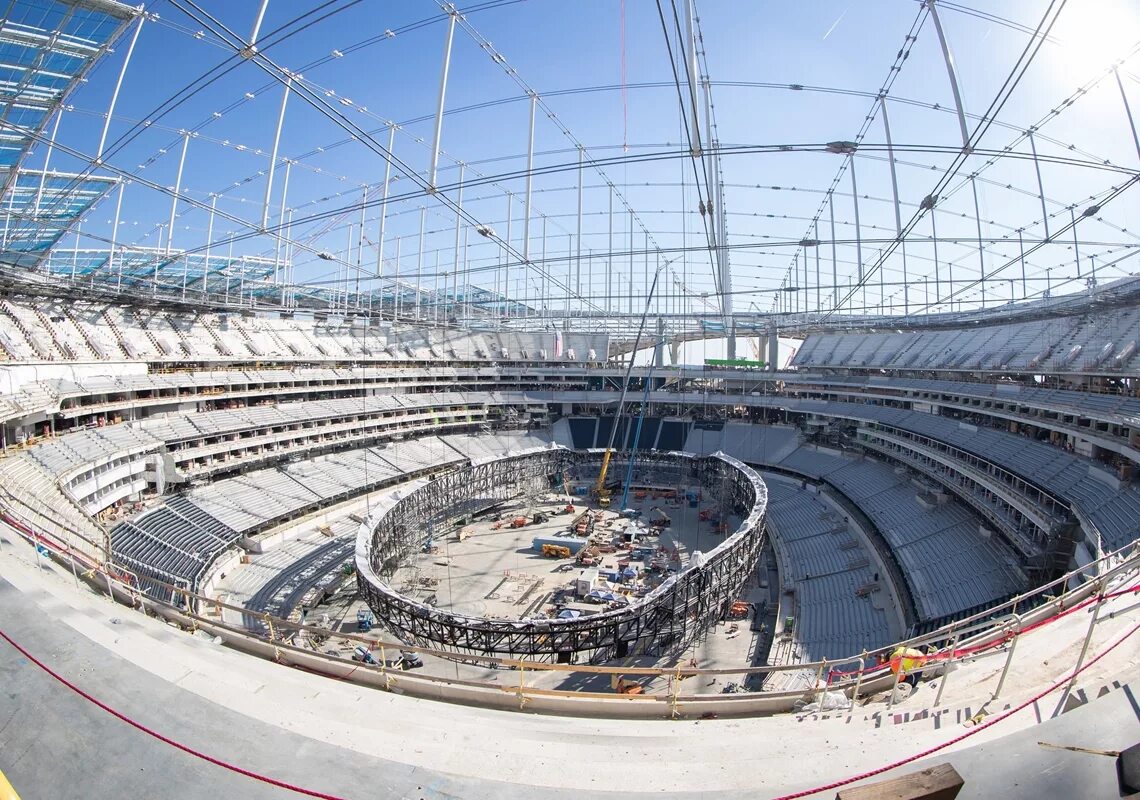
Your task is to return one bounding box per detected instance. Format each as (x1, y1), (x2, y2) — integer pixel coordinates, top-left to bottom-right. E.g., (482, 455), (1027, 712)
(356, 448), (767, 661)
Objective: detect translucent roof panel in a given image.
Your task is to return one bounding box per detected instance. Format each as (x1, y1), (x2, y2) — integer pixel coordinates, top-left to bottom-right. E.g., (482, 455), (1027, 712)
(1, 2), (1139, 333)
(0, 169), (115, 267)
(0, 0), (135, 182)
(40, 248), (279, 297)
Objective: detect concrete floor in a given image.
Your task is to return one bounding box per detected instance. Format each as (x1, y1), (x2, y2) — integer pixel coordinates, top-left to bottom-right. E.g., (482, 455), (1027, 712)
(1, 536), (1138, 800)
(380, 486), (758, 689)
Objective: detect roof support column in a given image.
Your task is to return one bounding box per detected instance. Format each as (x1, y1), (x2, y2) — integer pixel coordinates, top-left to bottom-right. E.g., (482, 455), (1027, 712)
(930, 202), (941, 304)
(684, 0), (703, 157)
(356, 185), (367, 306)
(261, 76), (291, 231)
(541, 215), (547, 320)
(245, 0), (271, 56)
(1069, 206), (1081, 279)
(416, 207), (425, 320)
(504, 191), (513, 318)
(1017, 228), (1026, 299)
(376, 123), (397, 279)
(394, 236), (402, 319)
(112, 181), (127, 293)
(428, 10), (458, 192)
(926, 0), (971, 151)
(96, 12), (145, 164)
(276, 159), (292, 302)
(901, 240), (909, 315)
(970, 175), (986, 306)
(576, 147), (583, 315)
(628, 208), (634, 316)
(850, 159), (862, 283)
(880, 97), (903, 237)
(452, 162), (464, 318)
(829, 193), (837, 310)
(1114, 67), (1140, 164)
(166, 131), (190, 257)
(1027, 130), (1050, 239)
(814, 226), (821, 314)
(607, 188), (613, 314)
(523, 93), (536, 264)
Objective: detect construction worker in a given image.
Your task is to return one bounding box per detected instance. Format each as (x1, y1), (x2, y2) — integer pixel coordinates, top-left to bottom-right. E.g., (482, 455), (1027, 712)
(889, 646), (927, 687)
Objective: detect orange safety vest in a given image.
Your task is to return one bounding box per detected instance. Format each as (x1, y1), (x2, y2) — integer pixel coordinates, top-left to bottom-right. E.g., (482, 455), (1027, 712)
(889, 647), (926, 677)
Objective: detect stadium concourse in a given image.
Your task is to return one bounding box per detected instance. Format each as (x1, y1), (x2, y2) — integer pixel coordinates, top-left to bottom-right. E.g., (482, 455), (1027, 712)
(1, 0), (1140, 798)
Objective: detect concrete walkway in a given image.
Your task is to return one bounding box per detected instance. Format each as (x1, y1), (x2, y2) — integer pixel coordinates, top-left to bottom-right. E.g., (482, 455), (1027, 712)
(0, 544), (1137, 799)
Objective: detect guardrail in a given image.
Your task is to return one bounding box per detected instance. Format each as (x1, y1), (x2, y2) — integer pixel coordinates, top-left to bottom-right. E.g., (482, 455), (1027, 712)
(3, 503), (1136, 720)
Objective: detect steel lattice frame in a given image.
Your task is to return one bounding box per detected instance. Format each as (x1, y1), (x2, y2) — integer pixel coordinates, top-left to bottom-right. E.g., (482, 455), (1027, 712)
(356, 449), (767, 662)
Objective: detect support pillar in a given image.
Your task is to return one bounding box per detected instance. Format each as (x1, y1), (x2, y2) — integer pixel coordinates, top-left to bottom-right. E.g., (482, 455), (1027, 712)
(1028, 131), (1050, 239)
(523, 94), (536, 261)
(376, 123), (396, 277)
(261, 76), (291, 230)
(165, 131), (190, 256)
(428, 11), (458, 191)
(96, 12), (145, 163)
(927, 0), (971, 150)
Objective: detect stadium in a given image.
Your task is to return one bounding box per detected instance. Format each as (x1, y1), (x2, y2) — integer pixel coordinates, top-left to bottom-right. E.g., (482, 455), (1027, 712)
(0, 1), (1138, 798)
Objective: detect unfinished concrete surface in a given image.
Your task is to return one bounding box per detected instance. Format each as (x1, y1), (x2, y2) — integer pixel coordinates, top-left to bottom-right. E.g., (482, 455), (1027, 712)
(1, 533), (1137, 800)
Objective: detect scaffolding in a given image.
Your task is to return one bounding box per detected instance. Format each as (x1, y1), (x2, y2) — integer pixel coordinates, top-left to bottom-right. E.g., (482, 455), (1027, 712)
(357, 449), (767, 662)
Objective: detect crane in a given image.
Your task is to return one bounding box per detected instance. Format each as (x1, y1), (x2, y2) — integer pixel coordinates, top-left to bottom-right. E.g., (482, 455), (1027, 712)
(618, 340), (661, 512)
(593, 267), (661, 508)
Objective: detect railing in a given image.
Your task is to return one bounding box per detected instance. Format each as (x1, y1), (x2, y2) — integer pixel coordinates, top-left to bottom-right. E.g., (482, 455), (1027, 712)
(2, 506), (1136, 721)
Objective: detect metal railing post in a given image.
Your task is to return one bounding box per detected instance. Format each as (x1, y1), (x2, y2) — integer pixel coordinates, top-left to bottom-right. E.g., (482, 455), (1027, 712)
(992, 614), (1021, 701)
(850, 655), (867, 704)
(517, 662), (528, 710)
(1056, 585), (1105, 713)
(814, 658), (828, 696)
(932, 633), (959, 708)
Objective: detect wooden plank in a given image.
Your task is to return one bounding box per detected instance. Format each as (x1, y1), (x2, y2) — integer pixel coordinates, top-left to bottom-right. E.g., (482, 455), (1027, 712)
(836, 763), (964, 800)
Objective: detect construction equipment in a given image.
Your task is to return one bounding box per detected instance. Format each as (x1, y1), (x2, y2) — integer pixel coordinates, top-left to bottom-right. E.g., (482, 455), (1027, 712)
(728, 600), (750, 620)
(352, 645), (378, 664)
(395, 650), (424, 670)
(541, 544), (572, 559)
(593, 448), (614, 508)
(356, 609), (374, 632)
(593, 267), (663, 509)
(611, 674), (645, 695)
(510, 516), (528, 528)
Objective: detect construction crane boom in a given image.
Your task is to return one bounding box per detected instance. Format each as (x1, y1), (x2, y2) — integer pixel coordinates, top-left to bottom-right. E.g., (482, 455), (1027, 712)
(592, 267), (661, 508)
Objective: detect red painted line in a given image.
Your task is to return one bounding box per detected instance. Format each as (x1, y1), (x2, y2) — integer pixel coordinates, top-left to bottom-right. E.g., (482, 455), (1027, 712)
(0, 592), (1135, 800)
(0, 627), (352, 800)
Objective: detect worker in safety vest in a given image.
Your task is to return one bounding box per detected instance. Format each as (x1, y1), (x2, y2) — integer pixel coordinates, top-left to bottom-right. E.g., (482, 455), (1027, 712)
(889, 646), (926, 687)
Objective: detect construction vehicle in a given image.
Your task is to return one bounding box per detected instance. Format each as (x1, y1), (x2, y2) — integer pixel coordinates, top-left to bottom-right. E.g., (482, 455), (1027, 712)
(395, 650), (424, 670)
(356, 609), (374, 632)
(611, 674), (645, 695)
(728, 600), (750, 620)
(593, 448), (614, 508)
(352, 645), (378, 664)
(541, 544), (573, 559)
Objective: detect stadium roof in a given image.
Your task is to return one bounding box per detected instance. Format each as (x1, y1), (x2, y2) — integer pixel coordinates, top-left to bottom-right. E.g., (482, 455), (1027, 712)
(0, 0), (1138, 339)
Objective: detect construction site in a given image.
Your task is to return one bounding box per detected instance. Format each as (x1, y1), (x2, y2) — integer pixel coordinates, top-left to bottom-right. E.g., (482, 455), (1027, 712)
(356, 449), (768, 666)
(390, 479), (744, 638)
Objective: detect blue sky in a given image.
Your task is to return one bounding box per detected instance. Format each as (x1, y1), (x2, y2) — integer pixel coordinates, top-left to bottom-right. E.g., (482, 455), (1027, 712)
(33, 0), (1140, 318)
